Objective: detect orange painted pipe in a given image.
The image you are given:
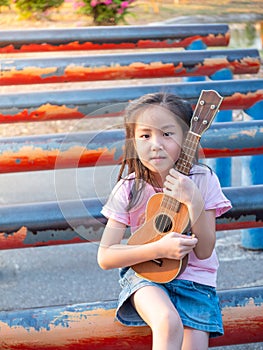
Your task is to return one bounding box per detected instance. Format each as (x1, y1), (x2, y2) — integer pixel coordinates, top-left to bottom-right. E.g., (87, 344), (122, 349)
(0, 287), (262, 349)
(0, 24), (230, 54)
(0, 120), (262, 174)
(0, 185), (262, 249)
(0, 79), (262, 124)
(0, 49), (259, 86)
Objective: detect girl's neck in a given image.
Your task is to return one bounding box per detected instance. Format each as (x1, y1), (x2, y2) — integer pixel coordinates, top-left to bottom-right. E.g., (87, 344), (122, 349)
(150, 171), (168, 188)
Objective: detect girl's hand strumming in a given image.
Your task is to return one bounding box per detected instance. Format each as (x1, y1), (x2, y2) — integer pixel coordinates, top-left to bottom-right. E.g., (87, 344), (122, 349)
(156, 232), (198, 260)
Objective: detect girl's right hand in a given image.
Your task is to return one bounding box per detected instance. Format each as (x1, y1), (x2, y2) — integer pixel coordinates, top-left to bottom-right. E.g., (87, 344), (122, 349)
(156, 232), (198, 260)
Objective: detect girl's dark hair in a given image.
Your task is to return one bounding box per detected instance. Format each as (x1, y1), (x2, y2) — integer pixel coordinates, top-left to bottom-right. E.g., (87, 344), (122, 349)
(117, 92), (194, 209)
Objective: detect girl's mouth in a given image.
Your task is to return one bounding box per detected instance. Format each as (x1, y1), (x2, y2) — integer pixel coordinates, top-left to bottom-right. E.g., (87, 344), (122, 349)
(150, 156), (167, 163)
(151, 156), (166, 160)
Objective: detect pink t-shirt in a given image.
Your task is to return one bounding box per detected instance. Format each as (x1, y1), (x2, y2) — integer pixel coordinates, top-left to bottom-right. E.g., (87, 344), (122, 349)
(101, 165), (232, 287)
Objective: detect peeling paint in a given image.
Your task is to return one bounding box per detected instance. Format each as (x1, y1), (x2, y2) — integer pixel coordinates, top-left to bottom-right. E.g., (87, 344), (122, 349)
(0, 121), (261, 173)
(217, 215), (263, 231)
(0, 288), (262, 348)
(0, 51), (259, 86)
(0, 227), (27, 249)
(0, 32), (229, 54)
(0, 145), (121, 173)
(0, 227), (88, 250)
(0, 186), (262, 248)
(0, 81), (262, 123)
(0, 103), (85, 123)
(239, 129), (258, 137)
(222, 90), (263, 110)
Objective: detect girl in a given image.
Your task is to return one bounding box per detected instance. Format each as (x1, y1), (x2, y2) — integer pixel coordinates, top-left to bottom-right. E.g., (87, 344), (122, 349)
(97, 92), (232, 350)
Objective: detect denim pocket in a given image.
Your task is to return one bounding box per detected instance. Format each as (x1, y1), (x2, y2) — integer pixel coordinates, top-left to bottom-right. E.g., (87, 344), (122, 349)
(191, 281), (216, 298)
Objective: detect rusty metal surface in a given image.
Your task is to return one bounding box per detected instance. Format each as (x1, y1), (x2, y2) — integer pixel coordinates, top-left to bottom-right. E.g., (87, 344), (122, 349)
(0, 129), (124, 173)
(0, 286), (262, 349)
(0, 185), (262, 249)
(0, 79), (262, 124)
(201, 120), (263, 158)
(216, 185), (263, 231)
(0, 49), (259, 85)
(0, 24), (230, 53)
(0, 120), (262, 174)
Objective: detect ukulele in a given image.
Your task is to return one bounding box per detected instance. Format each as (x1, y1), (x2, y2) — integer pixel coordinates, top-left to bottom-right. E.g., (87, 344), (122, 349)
(127, 89), (223, 283)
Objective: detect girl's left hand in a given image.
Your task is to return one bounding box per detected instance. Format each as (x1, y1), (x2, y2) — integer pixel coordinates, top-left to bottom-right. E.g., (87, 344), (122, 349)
(163, 168), (199, 206)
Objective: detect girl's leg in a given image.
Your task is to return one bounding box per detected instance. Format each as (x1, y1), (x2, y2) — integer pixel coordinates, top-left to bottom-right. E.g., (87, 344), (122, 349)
(131, 285), (184, 350)
(182, 326), (209, 350)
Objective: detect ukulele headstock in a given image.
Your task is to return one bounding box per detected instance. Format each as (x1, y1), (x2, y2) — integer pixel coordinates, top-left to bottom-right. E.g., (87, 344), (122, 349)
(190, 90), (223, 136)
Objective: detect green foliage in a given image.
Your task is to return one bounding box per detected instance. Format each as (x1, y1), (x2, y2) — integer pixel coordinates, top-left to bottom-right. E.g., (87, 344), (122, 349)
(76, 0), (135, 25)
(14, 0), (64, 18)
(0, 0), (10, 8)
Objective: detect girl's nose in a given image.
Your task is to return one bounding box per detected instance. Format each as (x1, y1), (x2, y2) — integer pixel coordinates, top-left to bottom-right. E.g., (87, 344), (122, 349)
(151, 135), (163, 150)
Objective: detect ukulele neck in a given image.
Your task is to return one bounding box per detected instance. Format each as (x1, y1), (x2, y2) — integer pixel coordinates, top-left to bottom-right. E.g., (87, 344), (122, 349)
(160, 89), (223, 212)
(160, 132), (201, 213)
(175, 131), (201, 176)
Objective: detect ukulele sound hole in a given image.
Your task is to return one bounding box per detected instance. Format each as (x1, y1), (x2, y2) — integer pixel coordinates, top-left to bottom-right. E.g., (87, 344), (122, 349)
(155, 214), (173, 233)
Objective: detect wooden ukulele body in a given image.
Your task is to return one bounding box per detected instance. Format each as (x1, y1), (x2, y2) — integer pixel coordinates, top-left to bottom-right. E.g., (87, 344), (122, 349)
(127, 192), (190, 283)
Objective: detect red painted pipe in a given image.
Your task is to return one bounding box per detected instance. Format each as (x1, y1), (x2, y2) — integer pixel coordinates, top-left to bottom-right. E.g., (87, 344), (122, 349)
(0, 185), (262, 249)
(0, 79), (262, 124)
(0, 24), (230, 53)
(0, 121), (262, 174)
(0, 287), (262, 349)
(0, 49), (259, 86)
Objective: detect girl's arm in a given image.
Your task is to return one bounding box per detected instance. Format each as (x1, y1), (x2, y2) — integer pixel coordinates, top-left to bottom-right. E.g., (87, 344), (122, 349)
(164, 168), (216, 260)
(97, 217), (197, 270)
(188, 200), (216, 259)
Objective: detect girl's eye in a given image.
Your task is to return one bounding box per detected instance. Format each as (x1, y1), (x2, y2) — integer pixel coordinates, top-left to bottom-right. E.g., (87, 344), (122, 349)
(164, 132), (174, 137)
(140, 134), (150, 139)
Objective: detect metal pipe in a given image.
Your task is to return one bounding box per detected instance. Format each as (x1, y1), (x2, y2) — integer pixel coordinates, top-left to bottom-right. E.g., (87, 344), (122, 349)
(0, 186), (262, 249)
(0, 49), (259, 85)
(216, 185), (263, 231)
(0, 79), (262, 124)
(0, 120), (262, 174)
(0, 24), (230, 53)
(0, 286), (262, 349)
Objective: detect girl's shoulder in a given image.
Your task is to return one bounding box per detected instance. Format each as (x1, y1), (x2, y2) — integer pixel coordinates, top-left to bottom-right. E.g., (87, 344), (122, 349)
(190, 164), (222, 192)
(117, 172), (136, 187)
(190, 164), (214, 179)
(190, 164), (232, 216)
(102, 173), (137, 222)
(112, 172), (136, 196)
(124, 172), (136, 181)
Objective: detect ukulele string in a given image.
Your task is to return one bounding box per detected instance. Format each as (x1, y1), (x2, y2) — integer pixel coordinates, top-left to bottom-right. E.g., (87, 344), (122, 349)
(149, 93), (221, 271)
(158, 107), (205, 233)
(175, 99), (217, 175)
(180, 102), (215, 174)
(159, 99), (215, 233)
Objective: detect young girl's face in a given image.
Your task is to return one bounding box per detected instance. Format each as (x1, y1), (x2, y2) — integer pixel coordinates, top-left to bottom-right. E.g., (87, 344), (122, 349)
(134, 106), (184, 183)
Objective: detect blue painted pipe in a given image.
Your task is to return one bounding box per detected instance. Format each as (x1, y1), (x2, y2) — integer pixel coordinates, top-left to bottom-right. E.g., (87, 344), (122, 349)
(0, 49), (259, 85)
(211, 68), (234, 187)
(0, 286), (262, 348)
(242, 100), (263, 250)
(184, 38), (207, 81)
(0, 186), (262, 249)
(0, 120), (262, 174)
(0, 24), (230, 52)
(0, 79), (262, 123)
